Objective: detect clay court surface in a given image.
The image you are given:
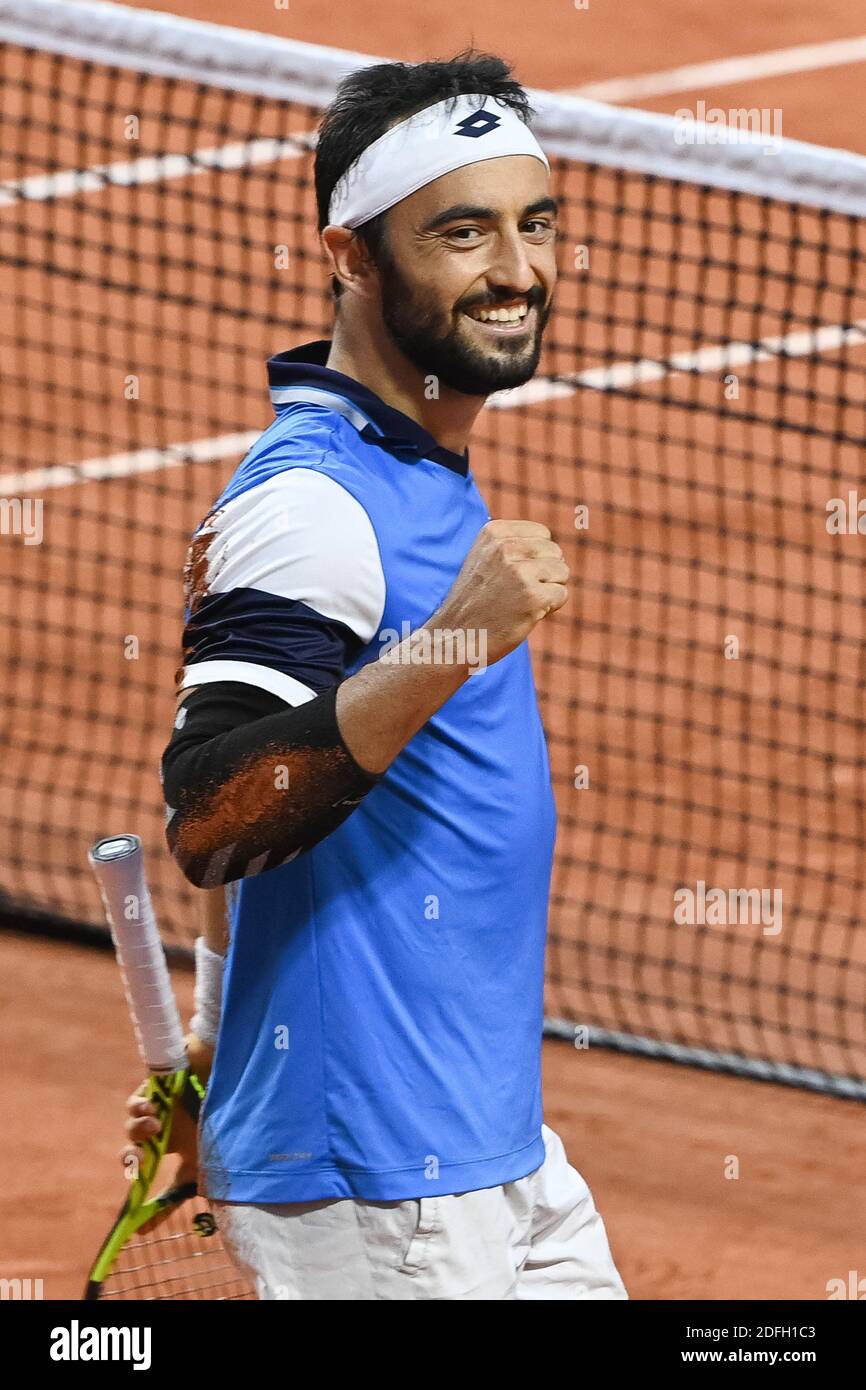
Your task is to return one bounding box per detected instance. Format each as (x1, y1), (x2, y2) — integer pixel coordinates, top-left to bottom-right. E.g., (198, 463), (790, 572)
(3, 929), (863, 1300)
(2, 0), (865, 1300)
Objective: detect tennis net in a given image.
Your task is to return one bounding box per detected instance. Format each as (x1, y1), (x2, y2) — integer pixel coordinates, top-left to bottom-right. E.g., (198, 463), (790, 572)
(2, 0), (865, 1099)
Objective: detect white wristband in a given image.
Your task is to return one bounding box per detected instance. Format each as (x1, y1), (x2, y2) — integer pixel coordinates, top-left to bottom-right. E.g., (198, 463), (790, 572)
(189, 935), (225, 1049)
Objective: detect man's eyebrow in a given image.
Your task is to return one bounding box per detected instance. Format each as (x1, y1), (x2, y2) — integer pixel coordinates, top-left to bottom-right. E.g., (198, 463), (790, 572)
(419, 195), (560, 233)
(523, 196), (560, 218)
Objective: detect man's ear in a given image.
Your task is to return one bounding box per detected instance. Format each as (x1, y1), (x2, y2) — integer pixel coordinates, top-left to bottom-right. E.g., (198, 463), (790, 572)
(320, 225), (379, 302)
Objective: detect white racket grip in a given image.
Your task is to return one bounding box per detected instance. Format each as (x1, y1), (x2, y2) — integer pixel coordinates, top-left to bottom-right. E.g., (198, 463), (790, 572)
(89, 835), (188, 1074)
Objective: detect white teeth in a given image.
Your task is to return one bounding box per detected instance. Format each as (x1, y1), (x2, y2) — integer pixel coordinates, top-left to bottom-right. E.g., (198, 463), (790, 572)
(469, 304), (529, 323)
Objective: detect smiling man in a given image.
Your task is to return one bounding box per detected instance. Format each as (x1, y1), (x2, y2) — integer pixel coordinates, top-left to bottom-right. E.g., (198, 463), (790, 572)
(144, 51), (627, 1301)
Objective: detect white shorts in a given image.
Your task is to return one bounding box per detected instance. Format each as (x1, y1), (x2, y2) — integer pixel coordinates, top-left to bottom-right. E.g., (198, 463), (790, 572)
(213, 1124), (627, 1300)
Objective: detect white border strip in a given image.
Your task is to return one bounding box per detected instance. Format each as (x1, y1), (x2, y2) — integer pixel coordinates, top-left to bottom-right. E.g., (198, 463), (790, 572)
(0, 0), (373, 105)
(178, 659), (317, 706)
(530, 89), (866, 216)
(2, 0), (866, 215)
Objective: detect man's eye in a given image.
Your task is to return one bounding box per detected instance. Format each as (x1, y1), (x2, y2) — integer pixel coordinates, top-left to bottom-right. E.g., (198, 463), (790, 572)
(523, 219), (554, 236)
(447, 226), (483, 241)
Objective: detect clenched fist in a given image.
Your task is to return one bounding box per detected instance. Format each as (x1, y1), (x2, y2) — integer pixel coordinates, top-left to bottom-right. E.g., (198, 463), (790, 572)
(434, 520), (570, 666)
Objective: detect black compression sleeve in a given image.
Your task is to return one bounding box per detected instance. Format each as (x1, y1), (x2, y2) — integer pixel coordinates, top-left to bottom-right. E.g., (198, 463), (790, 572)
(162, 681), (380, 888)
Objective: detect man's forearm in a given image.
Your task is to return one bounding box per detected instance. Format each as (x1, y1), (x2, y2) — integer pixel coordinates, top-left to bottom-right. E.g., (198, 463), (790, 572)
(336, 619), (471, 774)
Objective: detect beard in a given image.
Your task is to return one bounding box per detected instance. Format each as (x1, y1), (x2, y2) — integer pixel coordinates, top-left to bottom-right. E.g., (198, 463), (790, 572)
(376, 245), (552, 397)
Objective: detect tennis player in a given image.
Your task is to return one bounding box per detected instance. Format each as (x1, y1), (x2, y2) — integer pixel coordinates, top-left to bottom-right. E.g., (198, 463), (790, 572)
(127, 51), (627, 1301)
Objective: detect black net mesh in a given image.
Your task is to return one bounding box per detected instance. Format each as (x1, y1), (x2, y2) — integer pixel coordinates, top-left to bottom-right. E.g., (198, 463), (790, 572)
(2, 35), (866, 1096)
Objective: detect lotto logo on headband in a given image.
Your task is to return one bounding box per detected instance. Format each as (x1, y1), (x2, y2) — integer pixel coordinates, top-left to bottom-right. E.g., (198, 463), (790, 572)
(454, 110), (502, 138)
(327, 93), (548, 228)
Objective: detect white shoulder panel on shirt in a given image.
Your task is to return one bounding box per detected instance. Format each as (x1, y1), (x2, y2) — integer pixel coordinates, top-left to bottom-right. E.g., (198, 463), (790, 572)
(199, 468), (386, 644)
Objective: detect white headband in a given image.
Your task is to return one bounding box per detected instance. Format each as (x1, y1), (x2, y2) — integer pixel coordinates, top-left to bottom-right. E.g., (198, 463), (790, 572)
(327, 93), (550, 229)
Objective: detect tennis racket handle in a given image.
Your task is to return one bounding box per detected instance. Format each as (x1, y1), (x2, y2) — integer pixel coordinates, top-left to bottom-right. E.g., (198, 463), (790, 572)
(89, 835), (188, 1074)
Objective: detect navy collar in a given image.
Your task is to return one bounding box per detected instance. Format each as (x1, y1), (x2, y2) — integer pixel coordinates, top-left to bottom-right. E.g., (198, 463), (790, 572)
(267, 340), (470, 478)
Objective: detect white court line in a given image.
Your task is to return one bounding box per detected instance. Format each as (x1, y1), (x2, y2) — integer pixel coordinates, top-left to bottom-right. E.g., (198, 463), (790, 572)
(0, 432), (258, 494)
(3, 319), (863, 494)
(563, 34), (866, 104)
(0, 134), (313, 207)
(488, 320), (866, 408)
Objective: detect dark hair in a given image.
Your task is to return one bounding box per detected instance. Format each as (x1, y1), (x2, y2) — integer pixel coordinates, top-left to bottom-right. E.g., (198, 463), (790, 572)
(314, 51), (534, 298)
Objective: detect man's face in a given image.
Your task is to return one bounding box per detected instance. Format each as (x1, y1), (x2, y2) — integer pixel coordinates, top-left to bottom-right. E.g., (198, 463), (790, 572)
(371, 155), (557, 396)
